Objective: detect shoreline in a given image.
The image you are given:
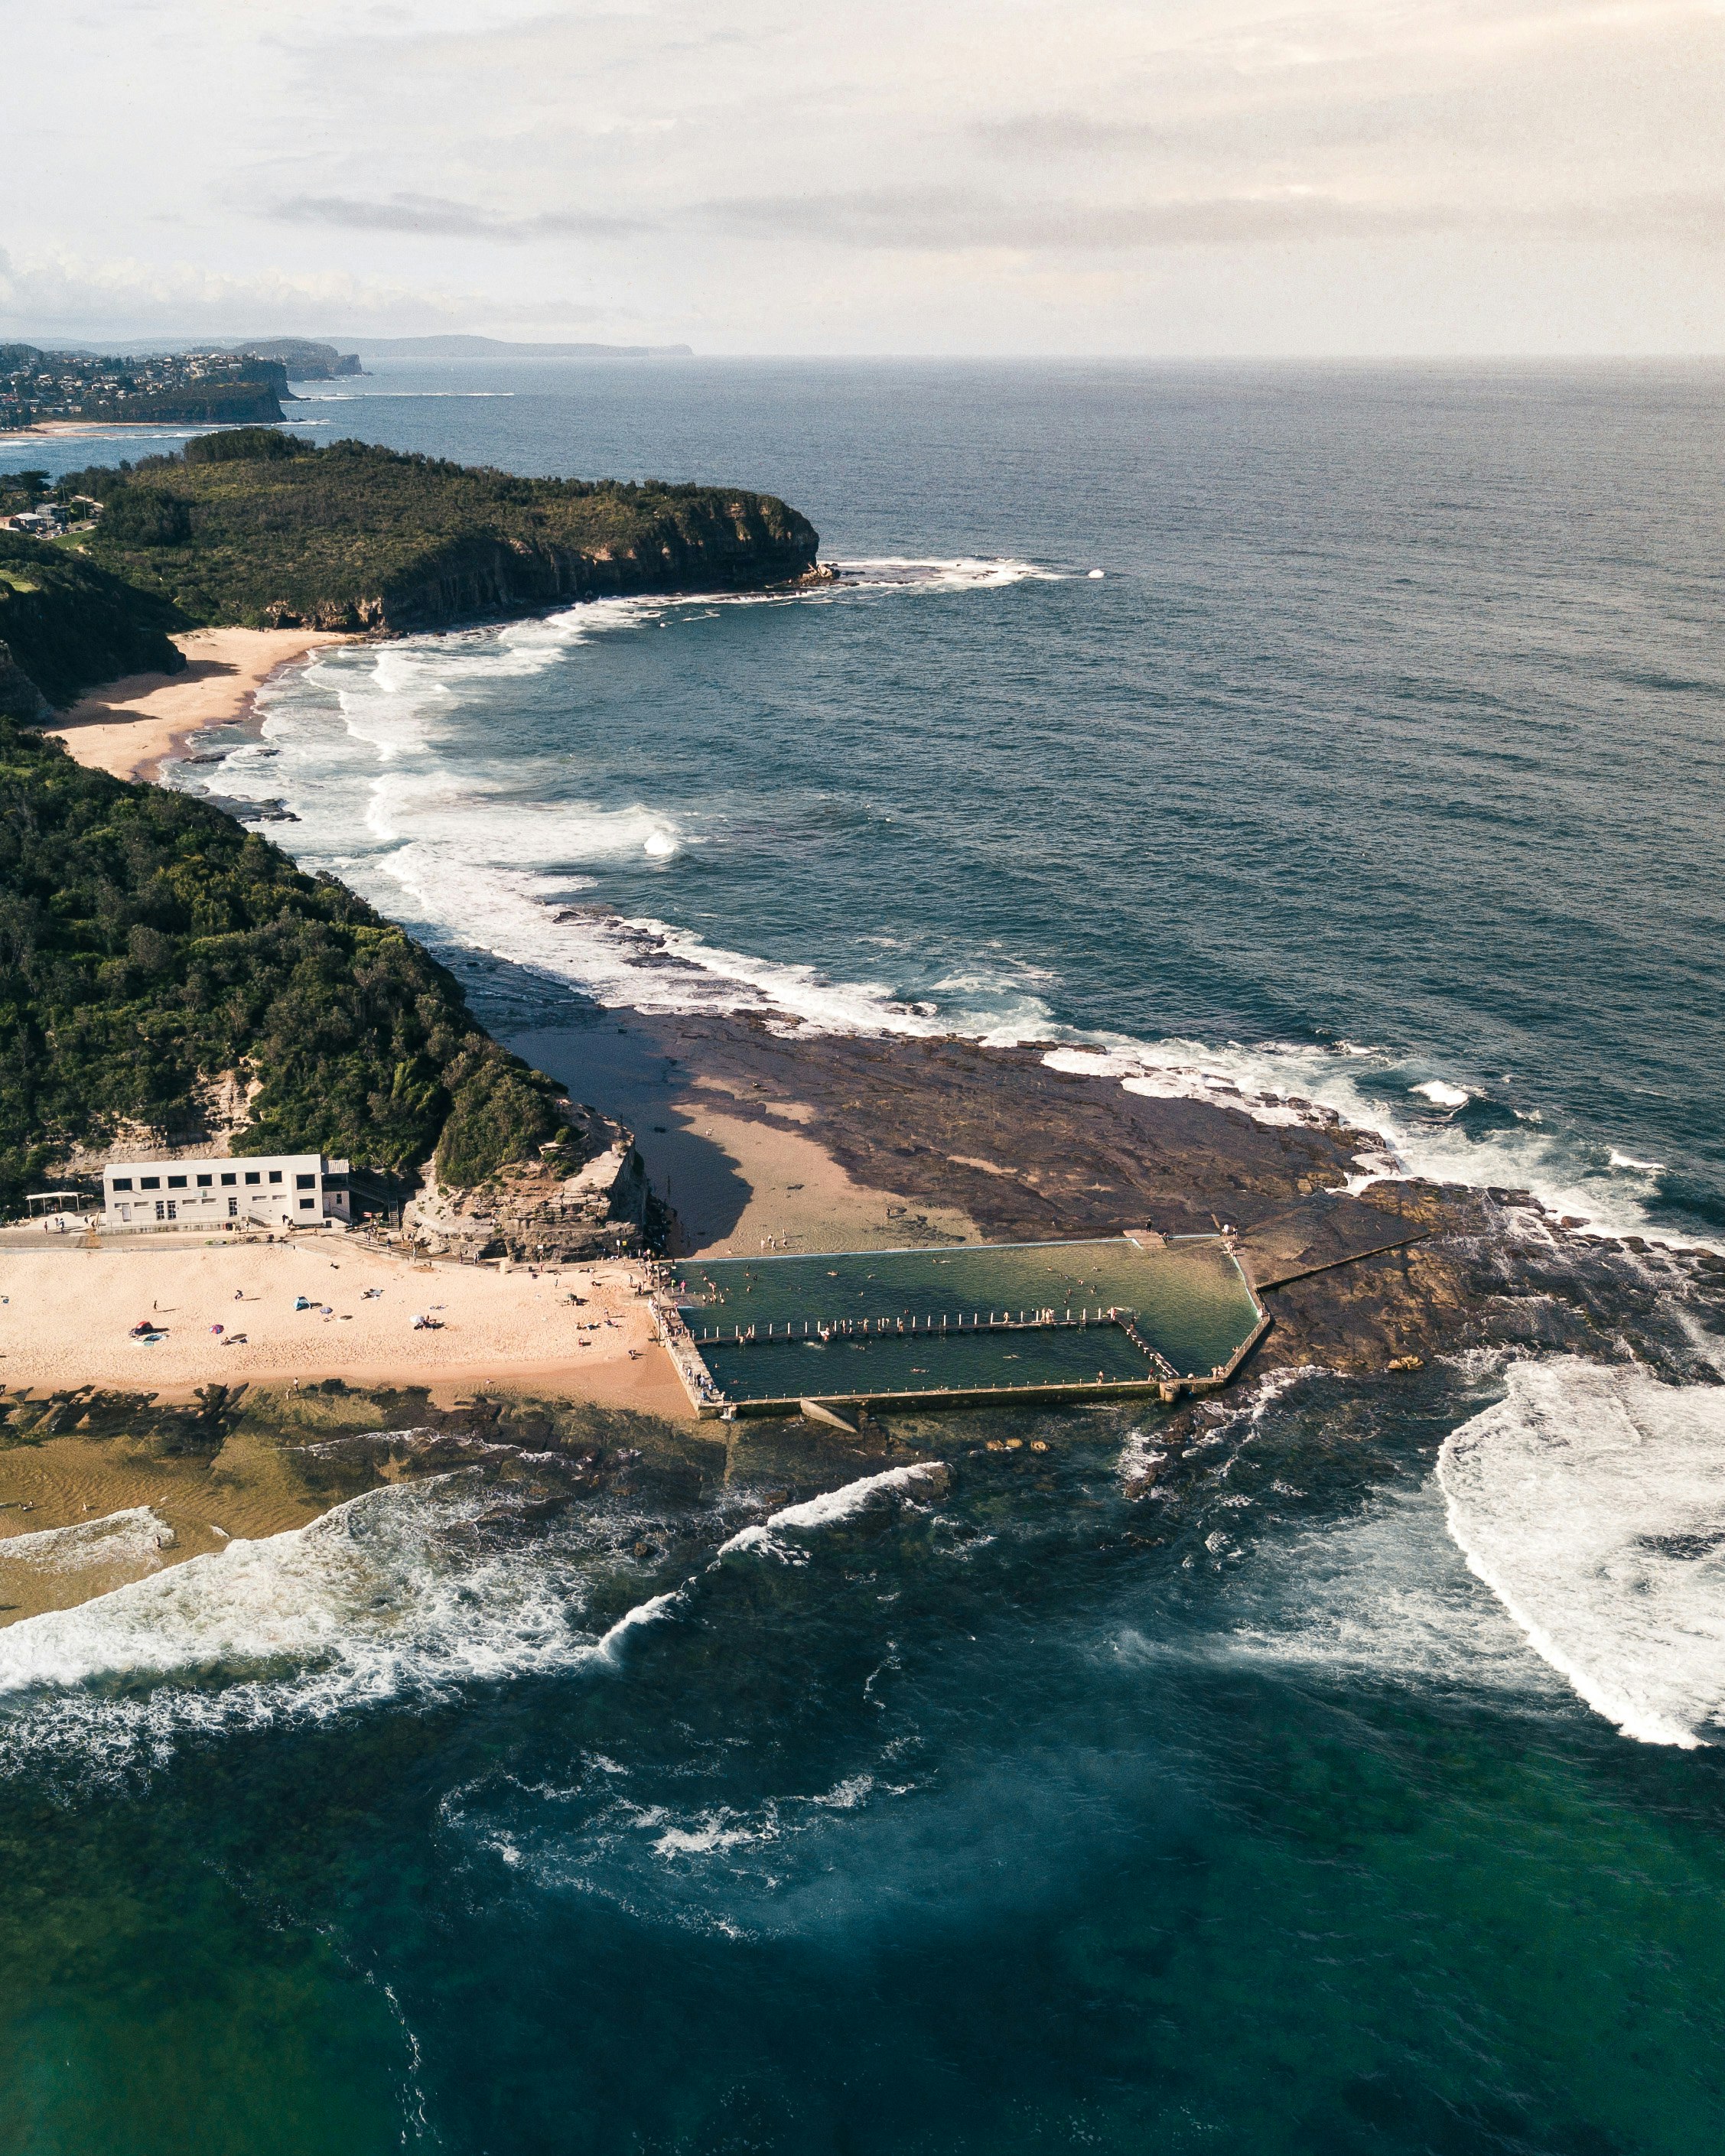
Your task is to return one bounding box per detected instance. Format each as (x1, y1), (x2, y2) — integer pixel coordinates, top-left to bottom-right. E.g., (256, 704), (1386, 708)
(3, 418), (226, 440)
(48, 626), (351, 781)
(31, 640), (1720, 1441)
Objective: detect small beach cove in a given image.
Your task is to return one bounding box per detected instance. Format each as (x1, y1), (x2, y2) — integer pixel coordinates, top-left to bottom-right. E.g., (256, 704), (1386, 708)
(48, 625), (353, 781)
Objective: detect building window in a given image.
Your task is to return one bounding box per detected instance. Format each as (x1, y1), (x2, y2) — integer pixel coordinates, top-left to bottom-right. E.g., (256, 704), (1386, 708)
(298, 1197), (315, 1210)
(244, 1172), (261, 1186)
(141, 1176), (160, 1191)
(112, 1177), (132, 1192)
(154, 1200), (165, 1221)
(166, 1199), (177, 1220)
(168, 1176), (187, 1189)
(196, 1173), (213, 1188)
(227, 1197), (238, 1216)
(295, 1173), (315, 1190)
(268, 1170), (283, 1185)
(220, 1172), (236, 1187)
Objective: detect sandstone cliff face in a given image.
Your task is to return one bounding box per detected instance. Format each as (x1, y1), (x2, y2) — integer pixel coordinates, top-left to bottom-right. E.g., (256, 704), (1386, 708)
(262, 496), (821, 634)
(402, 1103), (648, 1262)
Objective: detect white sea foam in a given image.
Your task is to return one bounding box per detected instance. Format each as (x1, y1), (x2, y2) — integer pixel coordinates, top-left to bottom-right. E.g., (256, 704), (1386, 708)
(832, 554), (1063, 593)
(1436, 1358), (1725, 1748)
(192, 567), (1069, 1040)
(1162, 1476), (1574, 1709)
(716, 1462), (947, 1563)
(178, 561), (1700, 1237)
(763, 1461), (946, 1532)
(0, 1445), (954, 1775)
(594, 1588), (685, 1663)
(0, 1507), (174, 1576)
(1039, 1037), (1706, 1242)
(0, 1478), (609, 1774)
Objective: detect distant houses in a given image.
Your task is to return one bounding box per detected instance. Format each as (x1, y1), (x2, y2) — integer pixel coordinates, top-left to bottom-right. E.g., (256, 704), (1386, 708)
(1, 343), (288, 431)
(0, 499), (100, 538)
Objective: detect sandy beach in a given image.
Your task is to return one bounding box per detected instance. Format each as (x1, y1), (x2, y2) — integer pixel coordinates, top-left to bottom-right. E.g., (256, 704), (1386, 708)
(678, 1088), (981, 1256)
(49, 626), (350, 781)
(0, 1236), (685, 1413)
(5, 419), (216, 440)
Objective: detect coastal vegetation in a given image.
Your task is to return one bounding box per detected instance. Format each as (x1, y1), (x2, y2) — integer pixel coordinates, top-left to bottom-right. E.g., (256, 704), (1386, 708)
(0, 434), (817, 712)
(0, 717), (565, 1209)
(57, 431), (819, 630)
(0, 532), (184, 708)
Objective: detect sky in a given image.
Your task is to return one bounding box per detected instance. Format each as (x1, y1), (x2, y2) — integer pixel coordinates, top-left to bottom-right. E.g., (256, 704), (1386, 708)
(3, 0), (1721, 355)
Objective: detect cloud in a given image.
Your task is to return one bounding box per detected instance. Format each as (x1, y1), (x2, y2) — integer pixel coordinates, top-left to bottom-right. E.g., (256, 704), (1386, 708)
(0, 245), (607, 339)
(269, 193), (646, 241)
(691, 187), (1725, 253)
(4, 0), (1723, 352)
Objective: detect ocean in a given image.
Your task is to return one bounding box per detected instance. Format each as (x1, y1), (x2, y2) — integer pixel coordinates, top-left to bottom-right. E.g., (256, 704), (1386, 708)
(4, 360), (1724, 2152)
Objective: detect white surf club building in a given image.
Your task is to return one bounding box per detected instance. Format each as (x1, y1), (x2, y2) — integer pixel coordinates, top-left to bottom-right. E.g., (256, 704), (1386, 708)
(102, 1153), (353, 1231)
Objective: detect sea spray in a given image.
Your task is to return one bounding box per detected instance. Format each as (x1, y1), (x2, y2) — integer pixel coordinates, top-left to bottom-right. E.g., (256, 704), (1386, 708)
(715, 1461), (950, 1564)
(1042, 1040), (1709, 1244)
(595, 1462), (952, 1669)
(0, 1453), (954, 1777)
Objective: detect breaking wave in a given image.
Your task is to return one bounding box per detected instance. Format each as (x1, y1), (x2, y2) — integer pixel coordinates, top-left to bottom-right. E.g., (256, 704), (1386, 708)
(0, 1477), (613, 1778)
(716, 1461), (948, 1563)
(0, 1506), (174, 1578)
(1121, 1478), (1573, 1711)
(174, 559), (1070, 1042)
(164, 548), (1701, 1237)
(1040, 1039), (1704, 1242)
(0, 1459), (949, 1778)
(1437, 1358), (1725, 1748)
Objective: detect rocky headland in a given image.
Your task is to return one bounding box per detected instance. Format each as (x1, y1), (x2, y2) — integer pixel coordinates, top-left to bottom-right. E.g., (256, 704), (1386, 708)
(581, 1007), (1725, 1391)
(53, 429), (822, 642)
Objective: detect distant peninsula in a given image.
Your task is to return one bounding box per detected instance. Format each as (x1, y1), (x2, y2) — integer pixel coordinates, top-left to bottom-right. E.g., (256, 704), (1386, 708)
(210, 339), (364, 382)
(342, 335), (693, 359)
(1, 427), (819, 713)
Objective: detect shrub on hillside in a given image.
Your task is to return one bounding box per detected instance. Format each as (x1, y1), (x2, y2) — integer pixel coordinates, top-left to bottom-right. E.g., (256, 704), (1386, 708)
(0, 721), (568, 1208)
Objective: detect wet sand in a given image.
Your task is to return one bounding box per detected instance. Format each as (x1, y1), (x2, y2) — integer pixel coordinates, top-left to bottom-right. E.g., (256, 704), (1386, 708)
(0, 1430), (329, 1622)
(48, 626), (350, 781)
(672, 1086), (980, 1255)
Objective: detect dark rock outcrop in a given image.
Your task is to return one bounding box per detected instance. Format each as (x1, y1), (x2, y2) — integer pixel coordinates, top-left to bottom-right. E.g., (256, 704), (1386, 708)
(607, 1010), (1719, 1387)
(0, 637), (49, 723)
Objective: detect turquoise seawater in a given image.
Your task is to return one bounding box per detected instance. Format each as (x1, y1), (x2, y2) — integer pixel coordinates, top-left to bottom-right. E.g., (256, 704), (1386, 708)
(679, 1237), (1264, 1393)
(4, 363), (1725, 2151)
